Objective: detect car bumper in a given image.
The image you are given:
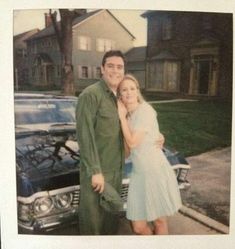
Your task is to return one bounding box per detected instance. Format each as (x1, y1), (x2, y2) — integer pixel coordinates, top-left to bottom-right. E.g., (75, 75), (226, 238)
(18, 208), (79, 234)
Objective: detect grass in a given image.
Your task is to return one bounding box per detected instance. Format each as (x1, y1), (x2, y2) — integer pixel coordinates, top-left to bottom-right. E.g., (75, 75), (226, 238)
(151, 100), (232, 157)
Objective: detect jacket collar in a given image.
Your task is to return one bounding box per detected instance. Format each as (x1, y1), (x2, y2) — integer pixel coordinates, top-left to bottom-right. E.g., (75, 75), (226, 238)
(100, 79), (117, 98)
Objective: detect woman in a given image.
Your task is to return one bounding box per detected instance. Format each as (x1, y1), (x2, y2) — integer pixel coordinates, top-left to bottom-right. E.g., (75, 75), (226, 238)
(117, 74), (182, 235)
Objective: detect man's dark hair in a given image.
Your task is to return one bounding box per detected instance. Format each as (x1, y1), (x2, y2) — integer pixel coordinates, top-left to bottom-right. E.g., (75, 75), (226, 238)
(101, 50), (126, 67)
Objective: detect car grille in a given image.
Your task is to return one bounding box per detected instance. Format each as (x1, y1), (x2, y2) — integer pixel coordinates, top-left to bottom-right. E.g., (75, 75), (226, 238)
(72, 189), (80, 207)
(120, 183), (129, 202)
(70, 180), (129, 205)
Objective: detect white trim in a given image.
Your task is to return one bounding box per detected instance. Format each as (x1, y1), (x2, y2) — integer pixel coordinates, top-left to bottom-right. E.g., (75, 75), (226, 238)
(171, 164), (191, 170)
(17, 185), (80, 204)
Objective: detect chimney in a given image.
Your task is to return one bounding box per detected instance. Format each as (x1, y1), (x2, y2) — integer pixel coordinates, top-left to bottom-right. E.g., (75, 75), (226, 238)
(44, 11), (57, 28)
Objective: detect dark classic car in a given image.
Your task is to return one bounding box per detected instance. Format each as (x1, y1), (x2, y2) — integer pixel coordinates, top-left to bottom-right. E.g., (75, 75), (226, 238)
(14, 93), (190, 234)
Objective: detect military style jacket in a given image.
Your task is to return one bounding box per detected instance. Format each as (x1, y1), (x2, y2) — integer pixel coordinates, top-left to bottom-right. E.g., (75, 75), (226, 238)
(76, 79), (125, 177)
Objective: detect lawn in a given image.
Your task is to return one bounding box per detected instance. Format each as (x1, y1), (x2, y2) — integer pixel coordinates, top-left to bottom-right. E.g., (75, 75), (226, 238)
(151, 100), (232, 157)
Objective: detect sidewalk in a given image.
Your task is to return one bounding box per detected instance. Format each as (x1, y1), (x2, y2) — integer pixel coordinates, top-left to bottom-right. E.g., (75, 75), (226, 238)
(118, 206), (228, 235)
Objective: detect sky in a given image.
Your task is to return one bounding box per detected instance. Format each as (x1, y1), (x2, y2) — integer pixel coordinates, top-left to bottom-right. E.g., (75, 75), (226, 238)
(13, 9), (147, 47)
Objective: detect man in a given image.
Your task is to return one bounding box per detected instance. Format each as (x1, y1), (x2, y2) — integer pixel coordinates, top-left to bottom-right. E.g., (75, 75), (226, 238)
(76, 50), (125, 235)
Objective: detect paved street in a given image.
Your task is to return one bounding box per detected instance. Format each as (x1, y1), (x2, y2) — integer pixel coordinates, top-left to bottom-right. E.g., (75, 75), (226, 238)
(181, 147), (231, 226)
(117, 212), (220, 235)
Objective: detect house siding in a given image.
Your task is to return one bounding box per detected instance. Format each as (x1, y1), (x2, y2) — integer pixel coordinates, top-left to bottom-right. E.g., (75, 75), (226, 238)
(72, 10), (134, 89)
(145, 11), (232, 99)
(25, 10), (134, 90)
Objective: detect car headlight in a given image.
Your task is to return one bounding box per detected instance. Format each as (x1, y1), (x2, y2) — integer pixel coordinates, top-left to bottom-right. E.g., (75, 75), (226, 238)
(54, 193), (73, 209)
(33, 197), (53, 215)
(18, 203), (32, 222)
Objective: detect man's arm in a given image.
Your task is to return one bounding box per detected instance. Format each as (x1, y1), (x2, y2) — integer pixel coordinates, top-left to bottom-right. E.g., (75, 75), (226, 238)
(76, 91), (104, 192)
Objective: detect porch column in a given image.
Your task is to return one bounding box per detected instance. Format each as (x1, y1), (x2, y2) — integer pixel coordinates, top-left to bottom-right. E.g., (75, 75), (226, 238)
(189, 59), (195, 94)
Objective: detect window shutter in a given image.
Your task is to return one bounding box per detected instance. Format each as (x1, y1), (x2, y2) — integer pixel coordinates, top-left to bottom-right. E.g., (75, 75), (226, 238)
(78, 65), (82, 78)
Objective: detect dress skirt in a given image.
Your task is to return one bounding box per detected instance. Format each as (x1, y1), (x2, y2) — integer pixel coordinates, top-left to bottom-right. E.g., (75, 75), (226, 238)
(126, 147), (182, 221)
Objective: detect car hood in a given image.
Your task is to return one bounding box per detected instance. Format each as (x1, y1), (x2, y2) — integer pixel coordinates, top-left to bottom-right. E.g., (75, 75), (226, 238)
(16, 129), (80, 196)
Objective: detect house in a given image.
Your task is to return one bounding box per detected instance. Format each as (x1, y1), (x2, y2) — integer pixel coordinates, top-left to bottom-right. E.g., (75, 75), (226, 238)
(142, 11), (233, 100)
(125, 46), (146, 89)
(13, 29), (39, 88)
(25, 9), (135, 90)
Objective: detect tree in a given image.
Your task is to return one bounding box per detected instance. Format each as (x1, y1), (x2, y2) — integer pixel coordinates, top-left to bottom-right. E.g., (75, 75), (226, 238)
(50, 9), (86, 95)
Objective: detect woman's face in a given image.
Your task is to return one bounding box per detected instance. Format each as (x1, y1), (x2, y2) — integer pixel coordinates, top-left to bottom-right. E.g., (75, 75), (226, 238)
(119, 79), (139, 105)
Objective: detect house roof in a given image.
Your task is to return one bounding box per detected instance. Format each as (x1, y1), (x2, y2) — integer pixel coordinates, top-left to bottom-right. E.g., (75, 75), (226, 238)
(14, 29), (40, 41)
(141, 10), (155, 18)
(26, 9), (135, 41)
(125, 46), (146, 62)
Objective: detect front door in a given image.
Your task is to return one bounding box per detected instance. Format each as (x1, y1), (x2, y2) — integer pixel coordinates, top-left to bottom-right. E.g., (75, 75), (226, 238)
(197, 60), (210, 94)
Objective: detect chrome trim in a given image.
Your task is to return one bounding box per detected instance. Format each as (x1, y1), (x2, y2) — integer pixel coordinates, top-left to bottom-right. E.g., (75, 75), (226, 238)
(121, 178), (130, 185)
(171, 164), (191, 170)
(18, 208), (79, 231)
(18, 185), (80, 204)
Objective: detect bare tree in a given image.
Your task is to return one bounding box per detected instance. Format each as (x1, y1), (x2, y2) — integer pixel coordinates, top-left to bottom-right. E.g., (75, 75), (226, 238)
(50, 9), (86, 95)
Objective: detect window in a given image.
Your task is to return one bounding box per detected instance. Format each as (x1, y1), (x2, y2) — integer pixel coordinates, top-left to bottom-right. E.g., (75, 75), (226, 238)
(149, 62), (164, 89)
(148, 61), (179, 91)
(32, 42), (37, 54)
(55, 65), (61, 77)
(162, 17), (172, 40)
(81, 66), (88, 78)
(96, 38), (115, 52)
(48, 39), (52, 47)
(78, 36), (91, 50)
(16, 48), (27, 58)
(96, 67), (101, 78)
(166, 62), (178, 91)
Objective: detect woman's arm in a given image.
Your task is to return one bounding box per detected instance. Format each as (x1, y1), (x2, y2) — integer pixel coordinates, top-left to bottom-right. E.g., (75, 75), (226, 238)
(124, 139), (130, 158)
(118, 101), (145, 149)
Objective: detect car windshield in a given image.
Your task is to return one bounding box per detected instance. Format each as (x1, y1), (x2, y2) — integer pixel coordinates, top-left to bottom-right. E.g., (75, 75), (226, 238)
(15, 99), (76, 125)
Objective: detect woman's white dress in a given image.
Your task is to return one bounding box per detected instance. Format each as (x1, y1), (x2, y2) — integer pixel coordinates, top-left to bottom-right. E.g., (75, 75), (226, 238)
(126, 101), (182, 221)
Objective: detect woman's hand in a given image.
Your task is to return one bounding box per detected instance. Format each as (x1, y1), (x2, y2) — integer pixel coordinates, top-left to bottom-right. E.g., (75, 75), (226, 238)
(117, 100), (128, 120)
(156, 133), (165, 149)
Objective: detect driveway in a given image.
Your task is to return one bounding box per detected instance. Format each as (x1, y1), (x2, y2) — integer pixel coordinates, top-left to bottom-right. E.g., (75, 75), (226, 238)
(180, 147), (231, 226)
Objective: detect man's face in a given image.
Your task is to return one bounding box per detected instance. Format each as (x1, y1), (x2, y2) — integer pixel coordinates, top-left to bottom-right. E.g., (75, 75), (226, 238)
(101, 56), (125, 91)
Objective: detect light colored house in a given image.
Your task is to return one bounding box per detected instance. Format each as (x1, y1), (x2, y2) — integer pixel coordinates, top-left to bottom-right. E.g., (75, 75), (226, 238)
(25, 9), (135, 90)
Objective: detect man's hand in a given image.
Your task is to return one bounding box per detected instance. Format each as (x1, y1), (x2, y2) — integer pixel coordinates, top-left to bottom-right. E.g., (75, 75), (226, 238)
(156, 133), (165, 149)
(91, 173), (105, 193)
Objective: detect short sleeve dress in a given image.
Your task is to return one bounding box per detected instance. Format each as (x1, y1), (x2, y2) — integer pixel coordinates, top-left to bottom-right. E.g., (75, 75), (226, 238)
(126, 101), (182, 221)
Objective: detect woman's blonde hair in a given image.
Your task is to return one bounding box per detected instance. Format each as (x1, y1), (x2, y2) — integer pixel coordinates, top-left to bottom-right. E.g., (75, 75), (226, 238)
(117, 74), (144, 103)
